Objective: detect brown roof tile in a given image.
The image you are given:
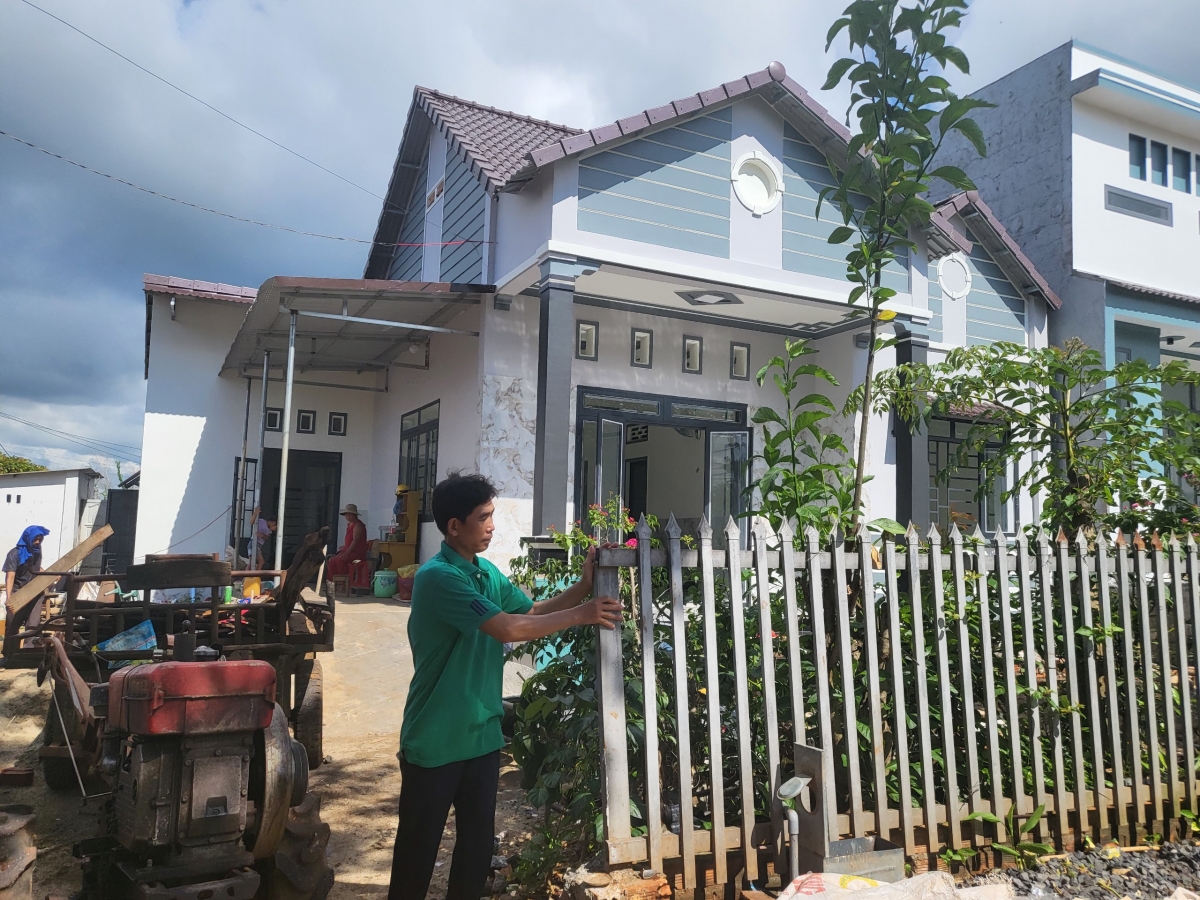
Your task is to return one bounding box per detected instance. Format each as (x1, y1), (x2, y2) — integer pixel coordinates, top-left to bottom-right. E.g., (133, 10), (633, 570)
(414, 88), (582, 191)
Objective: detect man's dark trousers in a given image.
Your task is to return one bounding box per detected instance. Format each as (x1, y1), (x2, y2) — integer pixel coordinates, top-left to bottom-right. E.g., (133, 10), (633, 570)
(388, 749), (500, 900)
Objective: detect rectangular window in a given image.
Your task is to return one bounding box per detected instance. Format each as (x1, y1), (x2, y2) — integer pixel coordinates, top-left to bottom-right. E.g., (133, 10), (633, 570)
(399, 400), (440, 519)
(1151, 141), (1168, 186)
(682, 336), (702, 374)
(576, 321), (598, 360)
(296, 410), (316, 434)
(1173, 147), (1192, 193)
(630, 329), (653, 368)
(730, 342), (750, 380)
(264, 407), (283, 432)
(582, 393), (661, 416)
(671, 402), (743, 424)
(328, 412), (347, 437)
(1105, 185), (1173, 225)
(1129, 134), (1147, 180)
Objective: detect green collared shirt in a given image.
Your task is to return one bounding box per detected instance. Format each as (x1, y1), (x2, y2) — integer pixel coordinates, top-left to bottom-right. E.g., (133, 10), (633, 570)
(399, 541), (533, 768)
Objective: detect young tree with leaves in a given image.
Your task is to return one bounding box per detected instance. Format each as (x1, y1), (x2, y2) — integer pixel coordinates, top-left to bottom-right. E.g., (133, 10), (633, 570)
(858, 338), (1200, 533)
(820, 0), (991, 527)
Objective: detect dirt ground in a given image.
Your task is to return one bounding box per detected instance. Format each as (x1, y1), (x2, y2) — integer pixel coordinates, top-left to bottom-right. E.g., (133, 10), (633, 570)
(0, 594), (539, 899)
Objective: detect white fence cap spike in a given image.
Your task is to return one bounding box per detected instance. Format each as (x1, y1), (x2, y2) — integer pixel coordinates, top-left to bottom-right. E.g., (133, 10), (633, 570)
(1095, 529), (1109, 549)
(905, 522), (920, 540)
(803, 524), (821, 543)
(698, 516), (713, 540)
(1188, 532), (1198, 551)
(752, 519), (772, 539)
(665, 513), (682, 539)
(926, 523), (942, 543)
(949, 523), (964, 543)
(1168, 532), (1182, 551)
(724, 516), (741, 538)
(970, 524), (987, 542)
(778, 520), (795, 541)
(1074, 527), (1089, 546)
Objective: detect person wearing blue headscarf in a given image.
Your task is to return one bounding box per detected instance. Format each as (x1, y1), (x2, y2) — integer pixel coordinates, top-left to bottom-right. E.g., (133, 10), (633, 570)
(4, 526), (51, 649)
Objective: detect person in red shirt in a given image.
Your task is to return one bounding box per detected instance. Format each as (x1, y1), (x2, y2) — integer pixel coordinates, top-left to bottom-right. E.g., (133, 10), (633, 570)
(327, 503), (369, 578)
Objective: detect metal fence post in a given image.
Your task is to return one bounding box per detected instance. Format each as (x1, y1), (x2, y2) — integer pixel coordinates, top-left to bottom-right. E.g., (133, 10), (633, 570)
(594, 555), (631, 851)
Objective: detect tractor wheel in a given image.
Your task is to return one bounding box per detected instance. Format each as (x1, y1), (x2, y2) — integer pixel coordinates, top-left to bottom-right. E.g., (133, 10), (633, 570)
(254, 792), (334, 900)
(41, 696), (81, 791)
(292, 659), (323, 770)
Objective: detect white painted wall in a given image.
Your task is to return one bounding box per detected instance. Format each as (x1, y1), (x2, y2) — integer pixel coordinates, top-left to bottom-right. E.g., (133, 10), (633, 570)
(1071, 100), (1200, 299)
(493, 173), (552, 287)
(368, 308), (483, 564)
(729, 97), (785, 268)
(0, 469), (101, 565)
(136, 294), (380, 561)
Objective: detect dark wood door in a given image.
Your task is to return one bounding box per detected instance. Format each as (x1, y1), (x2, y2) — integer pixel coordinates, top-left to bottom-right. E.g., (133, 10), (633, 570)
(260, 449), (341, 566)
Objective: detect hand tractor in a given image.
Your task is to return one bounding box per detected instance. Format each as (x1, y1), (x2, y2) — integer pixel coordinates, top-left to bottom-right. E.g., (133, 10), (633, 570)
(20, 528), (336, 900)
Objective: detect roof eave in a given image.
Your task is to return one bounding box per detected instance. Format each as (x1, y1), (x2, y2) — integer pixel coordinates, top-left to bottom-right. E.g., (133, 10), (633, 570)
(935, 191), (1063, 311)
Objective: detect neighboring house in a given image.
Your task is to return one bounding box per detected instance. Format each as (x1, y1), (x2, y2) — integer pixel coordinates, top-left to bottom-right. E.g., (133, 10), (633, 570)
(938, 41), (1200, 382)
(0, 467), (105, 573)
(134, 62), (1062, 569)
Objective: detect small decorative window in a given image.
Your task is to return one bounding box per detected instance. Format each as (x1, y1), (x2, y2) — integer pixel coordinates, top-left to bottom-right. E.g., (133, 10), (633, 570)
(576, 321), (598, 360)
(683, 336), (703, 374)
(1151, 141), (1168, 187)
(297, 410), (317, 435)
(631, 329), (653, 368)
(730, 343), (751, 380)
(265, 407), (283, 432)
(1129, 135), (1147, 180)
(731, 151), (784, 216)
(328, 412), (348, 437)
(937, 252), (973, 300)
(1173, 148), (1192, 193)
(1105, 185), (1173, 225)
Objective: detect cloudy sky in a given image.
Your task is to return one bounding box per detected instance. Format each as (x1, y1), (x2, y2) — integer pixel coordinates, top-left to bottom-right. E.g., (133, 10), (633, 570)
(1, 0), (1195, 485)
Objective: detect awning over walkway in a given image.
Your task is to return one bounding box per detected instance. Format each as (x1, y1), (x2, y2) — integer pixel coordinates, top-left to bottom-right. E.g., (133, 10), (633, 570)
(220, 277), (494, 376)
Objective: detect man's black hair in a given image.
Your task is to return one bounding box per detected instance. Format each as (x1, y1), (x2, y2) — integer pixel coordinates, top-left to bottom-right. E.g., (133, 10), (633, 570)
(432, 472), (498, 534)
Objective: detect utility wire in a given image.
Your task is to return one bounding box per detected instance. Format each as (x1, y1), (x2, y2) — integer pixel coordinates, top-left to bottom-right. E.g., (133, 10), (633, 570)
(0, 130), (483, 247)
(0, 411), (141, 461)
(13, 0), (401, 214)
(0, 411), (141, 452)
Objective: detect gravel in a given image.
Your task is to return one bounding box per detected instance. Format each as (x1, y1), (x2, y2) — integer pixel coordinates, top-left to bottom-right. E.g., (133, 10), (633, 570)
(966, 843), (1200, 899)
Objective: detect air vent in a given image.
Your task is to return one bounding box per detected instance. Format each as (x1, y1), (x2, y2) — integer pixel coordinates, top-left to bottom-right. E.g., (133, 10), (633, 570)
(1105, 185), (1173, 225)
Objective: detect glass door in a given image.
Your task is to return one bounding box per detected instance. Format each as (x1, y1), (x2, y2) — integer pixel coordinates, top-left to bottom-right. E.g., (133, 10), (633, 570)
(708, 430), (749, 548)
(580, 419), (624, 536)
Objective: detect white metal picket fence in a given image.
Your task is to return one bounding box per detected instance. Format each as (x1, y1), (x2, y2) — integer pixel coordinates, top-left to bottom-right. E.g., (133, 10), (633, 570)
(590, 516), (1200, 888)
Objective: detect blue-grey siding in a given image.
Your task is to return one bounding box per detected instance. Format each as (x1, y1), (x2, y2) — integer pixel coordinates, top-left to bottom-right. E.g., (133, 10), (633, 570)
(577, 108), (732, 257)
(781, 124), (909, 291)
(928, 278), (943, 342)
(388, 153), (428, 281)
(440, 149), (487, 283)
(963, 230), (1026, 346)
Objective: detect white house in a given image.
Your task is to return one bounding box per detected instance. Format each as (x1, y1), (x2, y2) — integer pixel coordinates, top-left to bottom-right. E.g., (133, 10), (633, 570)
(0, 467), (104, 572)
(134, 62), (1062, 570)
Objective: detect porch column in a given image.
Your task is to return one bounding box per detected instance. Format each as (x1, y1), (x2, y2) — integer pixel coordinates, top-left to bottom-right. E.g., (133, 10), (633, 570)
(532, 256), (596, 534)
(894, 324), (930, 531)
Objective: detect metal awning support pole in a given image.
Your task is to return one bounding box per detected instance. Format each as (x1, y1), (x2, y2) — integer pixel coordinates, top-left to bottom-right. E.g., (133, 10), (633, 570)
(274, 313), (297, 571)
(234, 377), (252, 561)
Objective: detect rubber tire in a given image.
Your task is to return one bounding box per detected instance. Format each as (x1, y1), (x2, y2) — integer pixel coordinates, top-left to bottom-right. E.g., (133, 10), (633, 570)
(292, 659), (323, 770)
(254, 792), (334, 900)
(42, 696), (81, 792)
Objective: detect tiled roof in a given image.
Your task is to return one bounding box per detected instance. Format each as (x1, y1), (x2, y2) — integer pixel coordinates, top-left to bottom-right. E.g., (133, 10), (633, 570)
(142, 273), (256, 303)
(506, 62), (858, 188)
(415, 88), (581, 191)
(934, 192), (1063, 310)
(1106, 278), (1200, 307)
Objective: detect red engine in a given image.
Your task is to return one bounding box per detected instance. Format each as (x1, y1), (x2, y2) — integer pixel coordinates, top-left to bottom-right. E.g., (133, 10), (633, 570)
(82, 660), (324, 900)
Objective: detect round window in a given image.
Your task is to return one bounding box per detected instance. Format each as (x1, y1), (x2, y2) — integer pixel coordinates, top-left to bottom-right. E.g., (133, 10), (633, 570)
(731, 152), (783, 216)
(937, 252), (973, 301)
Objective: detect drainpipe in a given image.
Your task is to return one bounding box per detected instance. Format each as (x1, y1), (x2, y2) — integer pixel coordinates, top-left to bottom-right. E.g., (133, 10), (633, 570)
(274, 312), (297, 571)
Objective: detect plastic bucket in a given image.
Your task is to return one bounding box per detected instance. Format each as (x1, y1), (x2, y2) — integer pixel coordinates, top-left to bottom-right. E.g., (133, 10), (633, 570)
(373, 569), (398, 598)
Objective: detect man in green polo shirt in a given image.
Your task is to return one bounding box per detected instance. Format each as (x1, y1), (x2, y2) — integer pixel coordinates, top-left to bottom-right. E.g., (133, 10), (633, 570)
(388, 472), (621, 900)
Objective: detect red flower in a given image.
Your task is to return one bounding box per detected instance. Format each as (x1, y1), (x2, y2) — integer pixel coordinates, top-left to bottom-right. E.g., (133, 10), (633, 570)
(625, 538), (638, 548)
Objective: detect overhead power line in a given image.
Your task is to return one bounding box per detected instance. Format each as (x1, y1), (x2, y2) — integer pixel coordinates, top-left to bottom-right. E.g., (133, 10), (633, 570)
(0, 130), (485, 248)
(13, 0), (400, 214)
(0, 410), (142, 461)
